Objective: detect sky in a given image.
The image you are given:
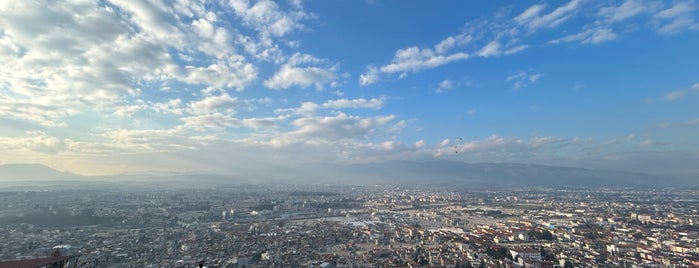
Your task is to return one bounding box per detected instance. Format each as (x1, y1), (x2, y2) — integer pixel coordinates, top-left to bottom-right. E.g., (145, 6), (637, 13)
(0, 0), (698, 176)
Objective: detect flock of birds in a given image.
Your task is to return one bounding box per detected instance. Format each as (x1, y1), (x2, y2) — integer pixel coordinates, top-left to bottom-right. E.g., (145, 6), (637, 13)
(454, 136), (478, 154)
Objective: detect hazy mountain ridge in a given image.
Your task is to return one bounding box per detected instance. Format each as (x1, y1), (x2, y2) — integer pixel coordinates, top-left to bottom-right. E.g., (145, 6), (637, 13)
(0, 164), (83, 181)
(0, 161), (696, 188)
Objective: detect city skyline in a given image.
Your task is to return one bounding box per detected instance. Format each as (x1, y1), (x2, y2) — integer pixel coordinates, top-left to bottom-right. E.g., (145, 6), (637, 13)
(1, 0), (698, 176)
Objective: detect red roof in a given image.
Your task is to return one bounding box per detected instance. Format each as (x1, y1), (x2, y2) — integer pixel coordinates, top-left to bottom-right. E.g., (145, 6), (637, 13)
(0, 255), (77, 268)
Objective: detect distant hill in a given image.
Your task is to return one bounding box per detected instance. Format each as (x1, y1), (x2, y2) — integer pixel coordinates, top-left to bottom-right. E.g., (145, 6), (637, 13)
(283, 160), (697, 188)
(0, 164), (82, 181)
(0, 161), (696, 189)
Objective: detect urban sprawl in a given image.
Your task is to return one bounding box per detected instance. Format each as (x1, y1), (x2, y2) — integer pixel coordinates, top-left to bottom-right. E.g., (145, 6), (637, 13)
(0, 185), (697, 267)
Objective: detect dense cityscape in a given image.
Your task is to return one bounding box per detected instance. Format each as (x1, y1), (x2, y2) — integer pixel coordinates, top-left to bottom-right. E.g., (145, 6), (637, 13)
(1, 184), (697, 267)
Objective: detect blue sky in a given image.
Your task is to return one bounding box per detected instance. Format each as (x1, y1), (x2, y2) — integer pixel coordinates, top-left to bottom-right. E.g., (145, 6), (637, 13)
(0, 0), (698, 176)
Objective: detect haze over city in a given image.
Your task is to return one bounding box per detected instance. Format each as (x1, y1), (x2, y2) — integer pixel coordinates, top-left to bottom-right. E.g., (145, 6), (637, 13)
(1, 0), (698, 178)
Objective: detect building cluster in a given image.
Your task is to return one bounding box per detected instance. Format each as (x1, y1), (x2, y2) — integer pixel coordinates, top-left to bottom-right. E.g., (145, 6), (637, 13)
(0, 185), (697, 267)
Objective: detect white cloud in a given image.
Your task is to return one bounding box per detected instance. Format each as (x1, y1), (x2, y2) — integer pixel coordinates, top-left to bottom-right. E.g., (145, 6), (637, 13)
(550, 27), (618, 45)
(598, 0), (659, 22)
(153, 99), (184, 115)
(228, 0), (311, 38)
(271, 113), (396, 145)
(276, 97), (387, 116)
(363, 31), (473, 82)
(178, 113), (285, 132)
(434, 33), (472, 54)
(655, 117), (699, 129)
(517, 0), (583, 31)
(504, 44), (529, 55)
(380, 46), (469, 74)
(435, 134), (565, 159)
(514, 4), (546, 25)
(662, 83), (699, 101)
(322, 97), (386, 110)
(656, 16), (697, 33)
(477, 40), (502, 57)
(362, 0), (697, 85)
(0, 131), (67, 154)
(435, 79), (454, 94)
(506, 71), (543, 89)
(264, 53), (339, 90)
(359, 66), (381, 86)
(180, 113), (240, 131)
(439, 139), (451, 147)
(104, 127), (204, 151)
(190, 12), (235, 58)
(0, 0), (264, 127)
(658, 1), (696, 18)
(240, 116), (283, 129)
(265, 65), (338, 90)
(113, 104), (147, 117)
(187, 93), (239, 115)
(439, 80), (454, 89)
(236, 34), (285, 62)
(183, 57), (258, 92)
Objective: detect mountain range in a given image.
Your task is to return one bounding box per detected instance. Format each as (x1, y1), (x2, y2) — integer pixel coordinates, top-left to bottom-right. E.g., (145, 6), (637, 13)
(0, 161), (696, 189)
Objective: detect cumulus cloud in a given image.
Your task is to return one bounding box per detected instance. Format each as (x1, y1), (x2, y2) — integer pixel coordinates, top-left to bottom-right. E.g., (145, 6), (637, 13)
(0, 0), (261, 127)
(187, 93), (239, 115)
(153, 99), (184, 115)
(229, 0), (311, 38)
(183, 57), (258, 92)
(264, 53), (339, 90)
(190, 12), (234, 58)
(0, 131), (67, 154)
